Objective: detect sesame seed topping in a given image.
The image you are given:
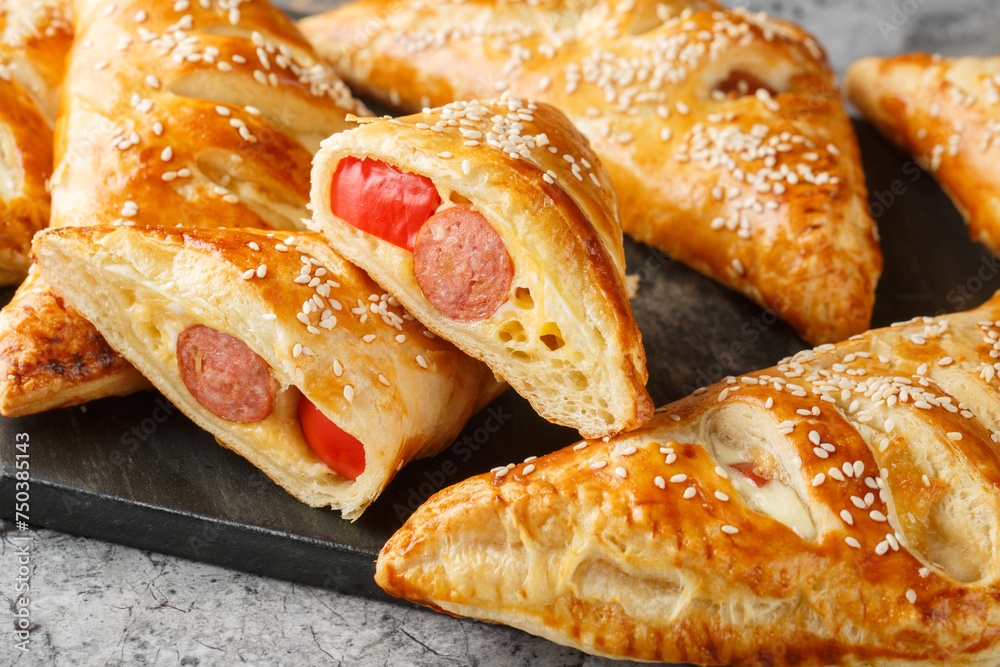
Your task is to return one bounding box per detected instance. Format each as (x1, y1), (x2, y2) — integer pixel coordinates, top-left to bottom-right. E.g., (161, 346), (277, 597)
(670, 474), (687, 484)
(654, 476), (665, 489)
(683, 487), (696, 499)
(905, 590), (917, 604)
(590, 461), (607, 470)
(614, 466), (628, 478)
(845, 537), (861, 549)
(714, 491), (729, 502)
(343, 385), (354, 402)
(415, 355), (428, 369)
(721, 525), (739, 535)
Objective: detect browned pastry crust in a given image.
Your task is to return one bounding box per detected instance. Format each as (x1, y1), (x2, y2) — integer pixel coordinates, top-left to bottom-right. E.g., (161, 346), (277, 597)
(300, 0), (882, 345)
(847, 54), (1000, 258)
(311, 98), (652, 438)
(378, 291), (1000, 665)
(0, 0), (72, 286)
(34, 225), (502, 518)
(0, 0), (367, 416)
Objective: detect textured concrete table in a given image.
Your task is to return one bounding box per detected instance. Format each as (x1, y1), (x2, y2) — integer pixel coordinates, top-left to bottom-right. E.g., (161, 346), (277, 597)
(4, 1), (999, 665)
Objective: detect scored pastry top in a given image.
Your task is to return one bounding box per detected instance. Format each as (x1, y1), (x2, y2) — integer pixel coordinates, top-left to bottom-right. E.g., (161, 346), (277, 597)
(378, 290), (1000, 664)
(52, 0), (369, 232)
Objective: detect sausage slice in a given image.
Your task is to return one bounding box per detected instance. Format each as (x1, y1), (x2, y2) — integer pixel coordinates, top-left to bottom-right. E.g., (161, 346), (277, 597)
(413, 205), (513, 322)
(177, 325), (273, 423)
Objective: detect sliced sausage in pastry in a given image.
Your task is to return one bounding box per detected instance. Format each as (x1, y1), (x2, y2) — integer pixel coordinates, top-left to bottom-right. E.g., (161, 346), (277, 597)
(310, 97), (652, 439)
(33, 225), (501, 519)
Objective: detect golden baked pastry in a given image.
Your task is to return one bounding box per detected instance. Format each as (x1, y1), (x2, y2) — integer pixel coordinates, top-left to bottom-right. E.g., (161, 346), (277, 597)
(0, 0), (72, 286)
(0, 0), (367, 417)
(310, 97), (651, 438)
(847, 54), (1000, 257)
(300, 0), (882, 345)
(378, 290), (1000, 664)
(34, 225), (501, 519)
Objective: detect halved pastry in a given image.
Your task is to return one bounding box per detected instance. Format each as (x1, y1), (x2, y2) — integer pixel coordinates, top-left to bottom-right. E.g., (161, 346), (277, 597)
(0, 0), (72, 285)
(310, 97), (652, 439)
(301, 0), (882, 345)
(378, 291), (1000, 663)
(0, 0), (368, 416)
(847, 54), (1000, 257)
(33, 225), (501, 519)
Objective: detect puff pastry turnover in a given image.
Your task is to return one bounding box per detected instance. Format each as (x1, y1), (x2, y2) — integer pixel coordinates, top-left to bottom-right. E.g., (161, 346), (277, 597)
(310, 97), (652, 439)
(0, 0), (367, 416)
(301, 0), (882, 345)
(379, 291), (1000, 664)
(847, 54), (1000, 258)
(34, 225), (501, 519)
(0, 0), (72, 286)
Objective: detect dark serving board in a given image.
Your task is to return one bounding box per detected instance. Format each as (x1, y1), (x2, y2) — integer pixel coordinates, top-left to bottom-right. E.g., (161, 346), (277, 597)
(1, 119), (998, 604)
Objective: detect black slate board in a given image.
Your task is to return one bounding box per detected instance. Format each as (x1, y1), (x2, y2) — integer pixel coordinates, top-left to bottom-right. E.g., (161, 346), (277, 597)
(2, 119), (999, 605)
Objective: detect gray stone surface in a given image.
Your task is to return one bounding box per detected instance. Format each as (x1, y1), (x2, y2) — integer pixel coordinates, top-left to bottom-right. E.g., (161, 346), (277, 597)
(3, 1), (997, 665)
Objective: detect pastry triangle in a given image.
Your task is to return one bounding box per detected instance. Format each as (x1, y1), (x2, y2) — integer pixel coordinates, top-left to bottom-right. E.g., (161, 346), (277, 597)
(310, 97), (652, 438)
(34, 225), (501, 519)
(300, 0), (882, 345)
(0, 0), (72, 286)
(847, 54), (1000, 257)
(0, 0), (367, 416)
(378, 291), (1000, 663)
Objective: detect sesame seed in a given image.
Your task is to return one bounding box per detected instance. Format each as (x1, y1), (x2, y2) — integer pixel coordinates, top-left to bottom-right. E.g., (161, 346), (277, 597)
(343, 385), (354, 402)
(846, 537), (861, 549)
(415, 355), (428, 369)
(714, 491), (729, 502)
(669, 474), (687, 484)
(947, 432), (962, 441)
(721, 525), (739, 535)
(683, 487), (696, 499)
(614, 466), (627, 478)
(362, 334), (376, 343)
(870, 510), (888, 522)
(573, 443), (588, 451)
(242, 269), (254, 280)
(665, 453), (677, 464)
(812, 473), (825, 486)
(906, 590), (917, 604)
(590, 461), (607, 470)
(523, 464), (536, 475)
(840, 510), (853, 525)
(215, 105), (231, 116)
(654, 476), (665, 489)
